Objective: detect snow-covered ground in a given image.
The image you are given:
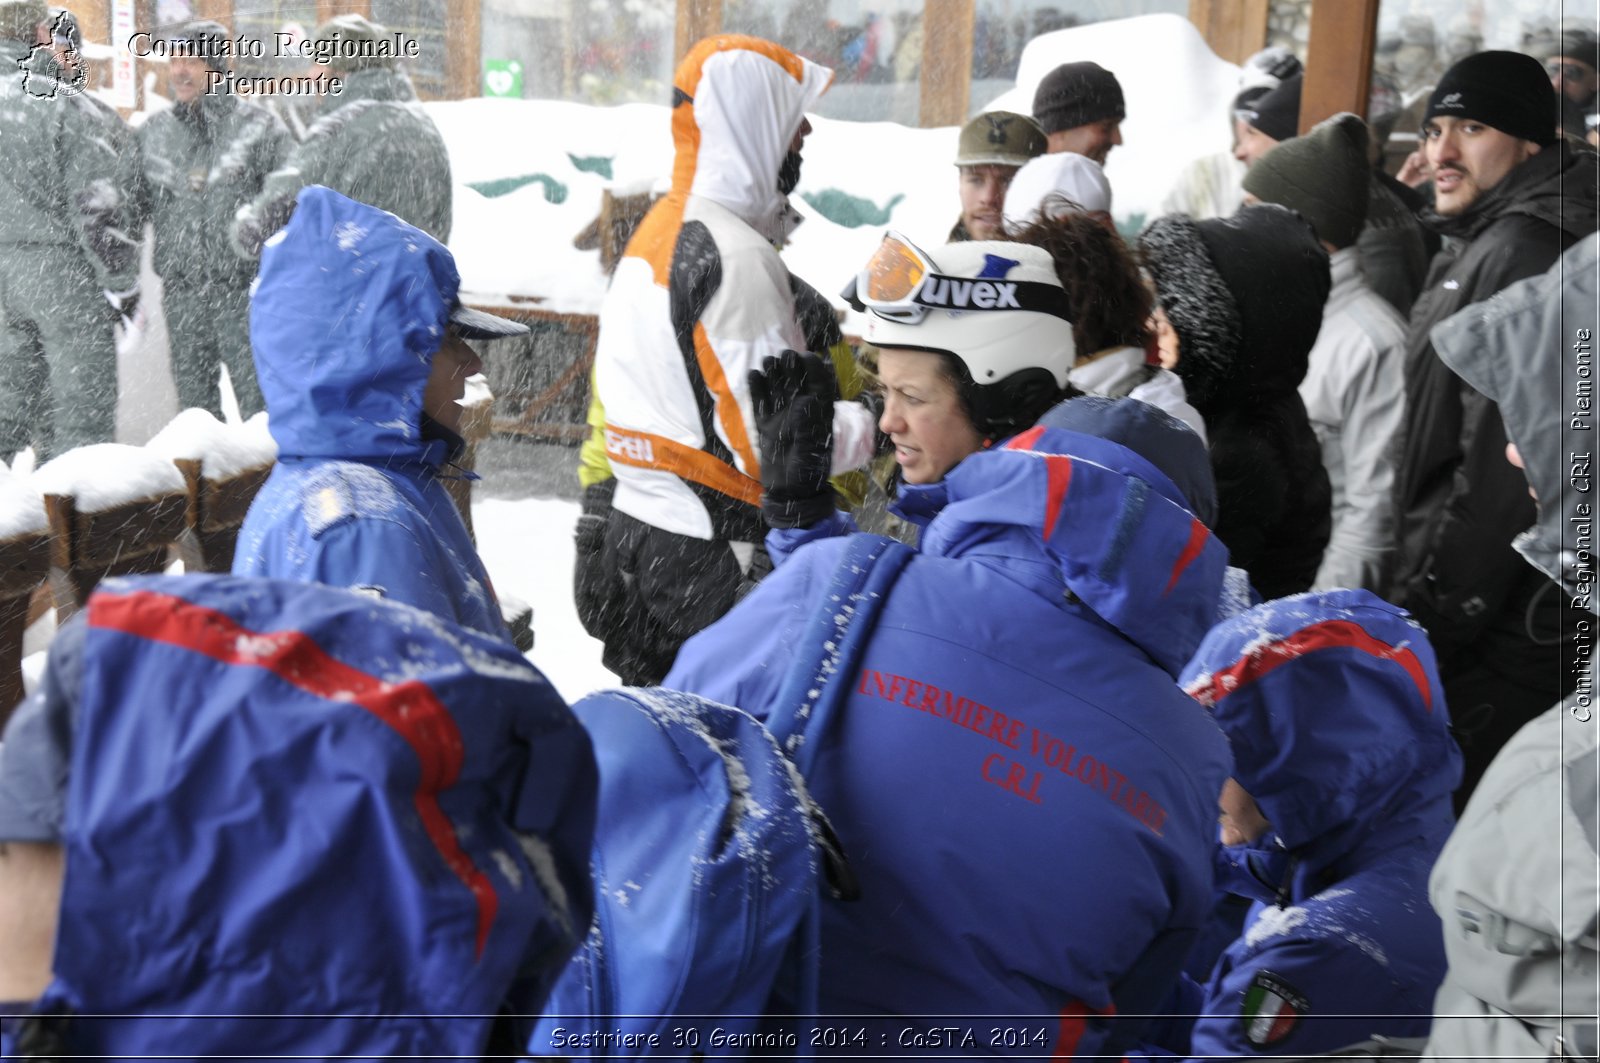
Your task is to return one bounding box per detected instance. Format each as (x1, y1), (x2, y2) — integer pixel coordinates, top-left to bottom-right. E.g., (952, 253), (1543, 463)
(473, 496), (615, 702)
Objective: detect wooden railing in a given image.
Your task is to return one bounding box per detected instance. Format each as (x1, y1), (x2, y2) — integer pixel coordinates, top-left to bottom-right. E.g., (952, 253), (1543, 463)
(0, 389), (495, 728)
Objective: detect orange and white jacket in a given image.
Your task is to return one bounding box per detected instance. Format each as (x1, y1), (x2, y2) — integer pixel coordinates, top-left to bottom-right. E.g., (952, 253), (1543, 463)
(596, 35), (876, 542)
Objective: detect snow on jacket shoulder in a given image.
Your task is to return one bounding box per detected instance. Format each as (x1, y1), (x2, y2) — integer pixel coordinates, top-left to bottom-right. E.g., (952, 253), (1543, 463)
(668, 426), (1232, 1057)
(1301, 248), (1406, 593)
(596, 36), (872, 541)
(1167, 590), (1460, 1059)
(235, 187), (505, 639)
(8, 574), (594, 1057)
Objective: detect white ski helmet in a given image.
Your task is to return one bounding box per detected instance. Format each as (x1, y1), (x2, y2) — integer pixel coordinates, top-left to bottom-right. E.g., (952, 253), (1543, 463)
(844, 234), (1076, 438)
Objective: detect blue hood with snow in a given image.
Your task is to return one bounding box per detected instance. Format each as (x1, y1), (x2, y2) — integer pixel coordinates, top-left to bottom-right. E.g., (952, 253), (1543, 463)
(250, 186), (456, 464)
(899, 422), (1227, 676)
(669, 420), (1232, 1055)
(1181, 590), (1461, 875)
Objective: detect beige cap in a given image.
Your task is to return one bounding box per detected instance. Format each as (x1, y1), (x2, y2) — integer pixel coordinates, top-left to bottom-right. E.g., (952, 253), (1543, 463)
(955, 111), (1047, 168)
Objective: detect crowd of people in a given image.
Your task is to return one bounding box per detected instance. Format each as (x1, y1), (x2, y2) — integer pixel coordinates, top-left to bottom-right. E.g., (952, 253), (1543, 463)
(0, 11), (1597, 1060)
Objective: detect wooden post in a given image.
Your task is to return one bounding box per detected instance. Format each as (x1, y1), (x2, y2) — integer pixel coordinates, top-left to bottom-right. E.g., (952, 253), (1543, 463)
(919, 0), (974, 128)
(674, 0), (721, 64)
(1300, 0), (1380, 132)
(1187, 0), (1270, 65)
(448, 0), (480, 98)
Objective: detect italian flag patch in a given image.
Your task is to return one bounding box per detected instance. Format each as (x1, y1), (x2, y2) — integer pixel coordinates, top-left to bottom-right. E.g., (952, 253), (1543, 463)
(1241, 971), (1308, 1047)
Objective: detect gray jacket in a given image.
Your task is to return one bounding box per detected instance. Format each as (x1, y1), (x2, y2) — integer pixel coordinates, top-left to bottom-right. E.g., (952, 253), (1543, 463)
(1424, 231), (1600, 1060)
(1301, 247), (1406, 593)
(231, 66), (451, 256)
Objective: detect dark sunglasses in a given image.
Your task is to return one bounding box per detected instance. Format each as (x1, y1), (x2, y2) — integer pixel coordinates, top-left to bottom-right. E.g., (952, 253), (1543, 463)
(1548, 61), (1592, 81)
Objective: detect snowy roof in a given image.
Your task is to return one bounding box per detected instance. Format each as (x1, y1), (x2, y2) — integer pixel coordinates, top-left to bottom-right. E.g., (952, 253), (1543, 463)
(432, 14), (1238, 317)
(33, 443), (188, 513)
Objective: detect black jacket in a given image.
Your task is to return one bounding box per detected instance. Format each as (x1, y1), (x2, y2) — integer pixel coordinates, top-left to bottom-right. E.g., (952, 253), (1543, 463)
(1140, 206), (1333, 601)
(1393, 141), (1599, 662)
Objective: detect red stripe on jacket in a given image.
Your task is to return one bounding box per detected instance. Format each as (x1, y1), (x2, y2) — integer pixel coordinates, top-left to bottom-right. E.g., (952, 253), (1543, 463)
(88, 588), (500, 956)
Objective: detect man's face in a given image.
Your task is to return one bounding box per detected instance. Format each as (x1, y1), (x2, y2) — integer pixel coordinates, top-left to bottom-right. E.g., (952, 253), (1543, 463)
(169, 54), (209, 104)
(1549, 56), (1600, 105)
(1232, 118), (1279, 167)
(957, 163), (1017, 240)
(422, 331), (485, 435)
(1423, 115), (1541, 216)
(1045, 118), (1122, 165)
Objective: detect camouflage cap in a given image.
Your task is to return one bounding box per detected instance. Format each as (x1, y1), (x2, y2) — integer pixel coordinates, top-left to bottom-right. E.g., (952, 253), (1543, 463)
(311, 12), (393, 73)
(168, 19), (231, 72)
(955, 110), (1047, 168)
(0, 0), (47, 42)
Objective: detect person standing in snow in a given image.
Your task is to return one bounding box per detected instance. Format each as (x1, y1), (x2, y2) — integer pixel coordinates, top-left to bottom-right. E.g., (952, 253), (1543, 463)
(1002, 204), (1205, 441)
(584, 34), (876, 685)
(231, 13), (451, 254)
(234, 186), (524, 640)
(1138, 204), (1332, 601)
(1136, 589), (1459, 1058)
(1031, 60), (1124, 165)
(0, 0), (139, 463)
(1421, 232), (1599, 1061)
(947, 110), (1045, 241)
(1390, 50), (1599, 806)
(1159, 46), (1300, 223)
(669, 394), (1231, 1054)
(1241, 113), (1406, 595)
(123, 21), (290, 419)
(1234, 73), (1432, 316)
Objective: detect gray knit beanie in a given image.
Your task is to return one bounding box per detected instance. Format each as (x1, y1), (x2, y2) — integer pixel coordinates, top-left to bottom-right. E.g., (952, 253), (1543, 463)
(1241, 112), (1371, 249)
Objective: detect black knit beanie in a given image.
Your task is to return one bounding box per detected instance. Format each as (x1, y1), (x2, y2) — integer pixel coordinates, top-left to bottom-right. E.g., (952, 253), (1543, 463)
(1237, 73), (1302, 142)
(1033, 62), (1126, 134)
(1241, 112), (1371, 249)
(1425, 50), (1557, 145)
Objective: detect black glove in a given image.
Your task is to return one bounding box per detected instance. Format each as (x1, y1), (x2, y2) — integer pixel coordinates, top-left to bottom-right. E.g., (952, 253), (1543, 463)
(749, 349), (836, 529)
(574, 479), (614, 555)
(572, 478), (617, 641)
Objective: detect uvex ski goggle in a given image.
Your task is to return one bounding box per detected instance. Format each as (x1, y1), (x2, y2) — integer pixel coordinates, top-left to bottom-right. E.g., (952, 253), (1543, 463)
(840, 231), (1073, 325)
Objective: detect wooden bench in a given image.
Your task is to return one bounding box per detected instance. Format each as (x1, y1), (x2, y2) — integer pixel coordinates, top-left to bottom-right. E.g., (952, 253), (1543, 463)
(33, 445), (190, 614)
(0, 483), (50, 729)
(147, 411), (279, 574)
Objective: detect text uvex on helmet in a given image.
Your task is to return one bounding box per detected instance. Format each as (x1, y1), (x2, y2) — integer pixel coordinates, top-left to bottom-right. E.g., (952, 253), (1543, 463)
(844, 234), (1076, 439)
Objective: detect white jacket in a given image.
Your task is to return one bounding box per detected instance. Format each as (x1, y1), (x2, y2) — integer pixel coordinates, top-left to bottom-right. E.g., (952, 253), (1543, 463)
(1299, 247), (1406, 592)
(596, 39), (874, 541)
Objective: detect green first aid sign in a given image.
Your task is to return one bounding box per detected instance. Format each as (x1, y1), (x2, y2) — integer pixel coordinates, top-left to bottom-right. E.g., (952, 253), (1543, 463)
(483, 59), (522, 98)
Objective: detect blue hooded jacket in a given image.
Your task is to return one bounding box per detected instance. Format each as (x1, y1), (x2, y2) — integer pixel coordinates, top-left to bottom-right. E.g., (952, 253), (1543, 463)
(234, 186), (505, 638)
(0, 574), (595, 1057)
(1154, 590), (1461, 1057)
(667, 424), (1233, 1057)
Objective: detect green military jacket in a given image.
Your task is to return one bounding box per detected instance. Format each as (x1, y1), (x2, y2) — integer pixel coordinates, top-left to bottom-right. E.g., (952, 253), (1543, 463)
(0, 37), (139, 290)
(232, 66), (452, 255)
(128, 90), (289, 288)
